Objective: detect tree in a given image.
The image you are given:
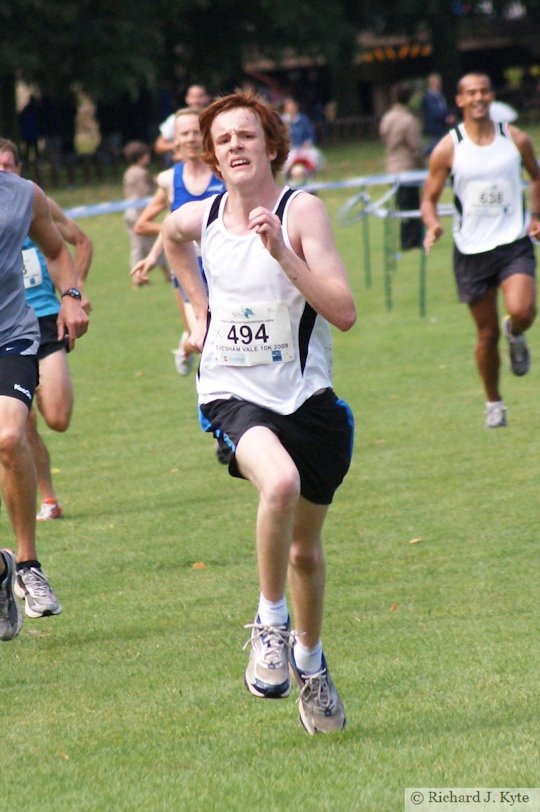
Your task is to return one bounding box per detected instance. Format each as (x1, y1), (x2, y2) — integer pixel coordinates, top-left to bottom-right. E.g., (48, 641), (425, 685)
(355, 0), (540, 99)
(3, 1), (540, 140)
(0, 0), (162, 137)
(162, 0), (361, 113)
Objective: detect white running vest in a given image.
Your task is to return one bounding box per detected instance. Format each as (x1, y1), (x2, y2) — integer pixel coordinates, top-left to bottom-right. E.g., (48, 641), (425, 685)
(198, 188), (333, 415)
(451, 122), (528, 254)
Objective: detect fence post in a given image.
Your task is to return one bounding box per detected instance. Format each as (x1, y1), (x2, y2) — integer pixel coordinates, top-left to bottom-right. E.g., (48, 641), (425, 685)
(419, 248), (427, 318)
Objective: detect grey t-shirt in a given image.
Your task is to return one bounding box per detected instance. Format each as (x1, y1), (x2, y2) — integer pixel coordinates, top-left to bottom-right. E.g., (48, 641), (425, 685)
(0, 173), (40, 349)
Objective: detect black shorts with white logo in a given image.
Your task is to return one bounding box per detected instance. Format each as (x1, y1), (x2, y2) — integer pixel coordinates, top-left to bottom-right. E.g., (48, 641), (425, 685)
(453, 236), (536, 304)
(38, 314), (69, 360)
(0, 342), (39, 407)
(199, 388), (354, 505)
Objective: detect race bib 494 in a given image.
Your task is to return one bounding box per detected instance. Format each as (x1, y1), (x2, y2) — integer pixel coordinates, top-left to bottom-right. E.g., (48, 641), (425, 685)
(213, 301), (295, 366)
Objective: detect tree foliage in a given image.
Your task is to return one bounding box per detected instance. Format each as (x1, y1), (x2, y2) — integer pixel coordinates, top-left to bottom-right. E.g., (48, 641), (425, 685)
(2, 0), (540, 137)
(0, 0), (161, 97)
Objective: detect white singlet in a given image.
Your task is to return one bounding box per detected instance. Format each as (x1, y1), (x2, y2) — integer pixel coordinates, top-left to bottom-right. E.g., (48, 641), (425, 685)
(451, 122), (528, 255)
(198, 188), (333, 415)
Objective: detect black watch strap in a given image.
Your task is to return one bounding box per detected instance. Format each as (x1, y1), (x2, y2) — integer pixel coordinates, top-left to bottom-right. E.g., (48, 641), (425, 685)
(61, 287), (82, 301)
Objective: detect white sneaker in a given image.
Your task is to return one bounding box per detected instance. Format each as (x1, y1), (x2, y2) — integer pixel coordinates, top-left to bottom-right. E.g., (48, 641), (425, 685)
(36, 499), (62, 521)
(15, 565), (62, 618)
(485, 400), (507, 429)
(0, 550), (23, 641)
(503, 316), (530, 376)
(172, 333), (194, 376)
(289, 647), (346, 734)
(243, 615), (291, 698)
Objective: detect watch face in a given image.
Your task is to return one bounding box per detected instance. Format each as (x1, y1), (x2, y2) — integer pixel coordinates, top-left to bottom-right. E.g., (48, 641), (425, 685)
(63, 288), (81, 300)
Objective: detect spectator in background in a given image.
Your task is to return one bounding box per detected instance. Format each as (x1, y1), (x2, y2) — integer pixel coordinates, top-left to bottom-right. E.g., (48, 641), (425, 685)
(281, 95), (324, 178)
(282, 95), (316, 148)
(95, 100), (123, 167)
(421, 73), (455, 156)
(39, 94), (77, 179)
(489, 99), (518, 124)
(18, 95), (41, 163)
(379, 82), (425, 250)
(122, 140), (167, 279)
(154, 85), (211, 164)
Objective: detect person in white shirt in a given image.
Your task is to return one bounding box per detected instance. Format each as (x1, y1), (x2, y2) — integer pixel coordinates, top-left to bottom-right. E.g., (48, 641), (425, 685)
(162, 90), (356, 734)
(154, 85), (210, 162)
(422, 72), (540, 429)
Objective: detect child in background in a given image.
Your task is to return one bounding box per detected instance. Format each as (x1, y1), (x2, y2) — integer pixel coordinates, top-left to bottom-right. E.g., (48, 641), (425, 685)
(122, 141), (167, 282)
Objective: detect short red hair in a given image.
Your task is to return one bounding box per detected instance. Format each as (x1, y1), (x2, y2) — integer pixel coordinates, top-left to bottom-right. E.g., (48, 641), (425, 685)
(199, 89), (290, 178)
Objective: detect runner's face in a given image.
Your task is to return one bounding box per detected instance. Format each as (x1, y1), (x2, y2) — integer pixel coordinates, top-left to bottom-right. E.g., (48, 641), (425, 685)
(174, 114), (203, 160)
(211, 108), (275, 185)
(456, 76), (494, 121)
(185, 86), (209, 111)
(0, 150), (20, 174)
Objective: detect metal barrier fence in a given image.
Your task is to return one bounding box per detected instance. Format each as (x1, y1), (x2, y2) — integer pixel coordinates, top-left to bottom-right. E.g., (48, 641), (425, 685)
(64, 169), (450, 317)
(334, 169), (450, 318)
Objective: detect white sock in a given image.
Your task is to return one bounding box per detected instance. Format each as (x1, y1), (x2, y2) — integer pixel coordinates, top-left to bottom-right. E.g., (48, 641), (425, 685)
(257, 593), (288, 627)
(293, 640), (323, 674)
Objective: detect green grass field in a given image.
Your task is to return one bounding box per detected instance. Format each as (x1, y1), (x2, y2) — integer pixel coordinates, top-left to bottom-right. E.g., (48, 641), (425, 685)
(1, 138), (539, 811)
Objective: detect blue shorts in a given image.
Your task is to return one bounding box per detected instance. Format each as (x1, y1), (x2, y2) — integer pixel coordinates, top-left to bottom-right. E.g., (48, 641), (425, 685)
(199, 388), (354, 505)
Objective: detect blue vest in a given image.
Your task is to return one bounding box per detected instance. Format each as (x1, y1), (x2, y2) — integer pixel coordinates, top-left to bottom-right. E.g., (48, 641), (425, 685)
(22, 236), (60, 318)
(171, 162), (225, 212)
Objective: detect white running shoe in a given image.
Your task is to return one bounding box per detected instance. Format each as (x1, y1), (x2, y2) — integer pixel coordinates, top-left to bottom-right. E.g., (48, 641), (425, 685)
(290, 646), (346, 734)
(485, 400), (507, 429)
(172, 333), (194, 376)
(0, 550), (23, 641)
(503, 315), (530, 376)
(15, 565), (62, 618)
(243, 615), (291, 698)
(36, 499), (62, 521)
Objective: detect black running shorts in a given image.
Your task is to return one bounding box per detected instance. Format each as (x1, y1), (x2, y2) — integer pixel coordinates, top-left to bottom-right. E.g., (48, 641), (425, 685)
(37, 314), (69, 360)
(453, 236), (536, 304)
(0, 348), (39, 408)
(199, 388), (354, 505)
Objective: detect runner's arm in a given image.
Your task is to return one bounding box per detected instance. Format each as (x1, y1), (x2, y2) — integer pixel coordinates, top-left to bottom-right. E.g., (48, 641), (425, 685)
(511, 126), (540, 239)
(47, 197), (93, 311)
(28, 185), (89, 347)
(134, 188), (168, 237)
(249, 193), (356, 332)
(421, 134), (453, 254)
(130, 233), (165, 284)
(162, 202), (208, 351)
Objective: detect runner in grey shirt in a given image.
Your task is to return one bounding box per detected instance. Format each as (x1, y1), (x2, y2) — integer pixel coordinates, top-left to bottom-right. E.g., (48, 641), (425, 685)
(0, 169), (88, 641)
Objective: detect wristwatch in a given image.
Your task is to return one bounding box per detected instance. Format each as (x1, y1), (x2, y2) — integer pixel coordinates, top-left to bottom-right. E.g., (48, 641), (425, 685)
(61, 287), (82, 301)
